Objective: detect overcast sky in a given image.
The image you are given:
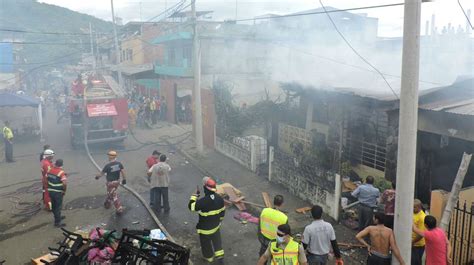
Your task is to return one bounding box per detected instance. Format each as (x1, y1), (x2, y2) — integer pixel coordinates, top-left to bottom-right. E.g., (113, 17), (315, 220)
(40, 0), (473, 37)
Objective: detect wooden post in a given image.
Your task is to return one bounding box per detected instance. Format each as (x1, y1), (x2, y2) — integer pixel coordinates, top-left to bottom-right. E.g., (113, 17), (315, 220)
(440, 152), (472, 231)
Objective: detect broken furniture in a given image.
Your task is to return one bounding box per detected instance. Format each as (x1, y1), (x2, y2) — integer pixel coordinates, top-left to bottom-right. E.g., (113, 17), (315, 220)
(112, 229), (190, 264)
(32, 228), (88, 265)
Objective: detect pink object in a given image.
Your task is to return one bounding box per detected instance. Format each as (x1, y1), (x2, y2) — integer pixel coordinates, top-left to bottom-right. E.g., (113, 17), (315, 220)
(89, 228), (105, 241)
(233, 212), (259, 224)
(88, 247), (115, 263)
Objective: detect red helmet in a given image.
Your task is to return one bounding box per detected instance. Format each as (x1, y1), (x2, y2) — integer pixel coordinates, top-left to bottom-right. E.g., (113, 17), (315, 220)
(203, 176), (217, 192)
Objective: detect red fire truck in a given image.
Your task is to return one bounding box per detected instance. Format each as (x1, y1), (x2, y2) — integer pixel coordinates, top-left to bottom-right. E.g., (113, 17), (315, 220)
(69, 74), (128, 147)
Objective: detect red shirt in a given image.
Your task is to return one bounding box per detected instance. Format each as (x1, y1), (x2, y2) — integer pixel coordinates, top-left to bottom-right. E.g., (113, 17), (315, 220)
(146, 156), (158, 169)
(41, 159), (53, 178)
(381, 189), (396, 215)
(424, 228), (448, 265)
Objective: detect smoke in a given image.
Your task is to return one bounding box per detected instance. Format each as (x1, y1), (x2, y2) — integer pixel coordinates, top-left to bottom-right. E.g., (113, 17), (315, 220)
(203, 10), (472, 103)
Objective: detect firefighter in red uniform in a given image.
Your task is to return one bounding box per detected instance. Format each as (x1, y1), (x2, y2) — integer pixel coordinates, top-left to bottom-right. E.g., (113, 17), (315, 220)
(41, 149), (55, 210)
(188, 177), (226, 264)
(47, 159), (67, 227)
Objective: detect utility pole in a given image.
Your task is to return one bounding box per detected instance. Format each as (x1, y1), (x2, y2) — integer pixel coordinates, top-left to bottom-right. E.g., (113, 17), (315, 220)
(111, 0), (123, 88)
(192, 0), (204, 153)
(95, 31), (100, 70)
(393, 0), (422, 264)
(89, 22), (96, 73)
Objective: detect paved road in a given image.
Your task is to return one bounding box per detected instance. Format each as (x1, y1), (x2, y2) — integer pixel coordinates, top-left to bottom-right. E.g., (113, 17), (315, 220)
(0, 110), (259, 264)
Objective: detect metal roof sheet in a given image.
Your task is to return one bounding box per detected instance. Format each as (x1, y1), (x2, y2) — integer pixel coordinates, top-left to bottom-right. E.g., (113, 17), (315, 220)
(420, 98), (474, 116)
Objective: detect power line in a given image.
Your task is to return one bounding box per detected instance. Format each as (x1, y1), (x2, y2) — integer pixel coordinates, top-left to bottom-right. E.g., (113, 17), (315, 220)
(1, 1), (192, 77)
(235, 2), (404, 22)
(0, 27), (111, 36)
(0, 41), (90, 45)
(318, 0), (399, 99)
(458, 0), (474, 30)
(274, 43), (441, 86)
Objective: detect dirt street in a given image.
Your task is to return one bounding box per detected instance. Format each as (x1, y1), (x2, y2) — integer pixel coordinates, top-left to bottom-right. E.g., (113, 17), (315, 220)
(0, 109), (366, 264)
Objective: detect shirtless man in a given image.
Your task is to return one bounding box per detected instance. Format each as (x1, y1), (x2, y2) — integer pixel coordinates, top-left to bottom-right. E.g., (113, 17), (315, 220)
(355, 212), (405, 265)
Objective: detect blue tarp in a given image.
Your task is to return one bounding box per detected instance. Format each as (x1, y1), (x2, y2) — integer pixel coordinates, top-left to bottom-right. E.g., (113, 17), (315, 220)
(0, 93), (40, 107)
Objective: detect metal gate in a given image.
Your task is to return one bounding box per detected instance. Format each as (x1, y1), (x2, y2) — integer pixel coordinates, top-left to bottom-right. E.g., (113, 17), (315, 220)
(447, 200), (474, 265)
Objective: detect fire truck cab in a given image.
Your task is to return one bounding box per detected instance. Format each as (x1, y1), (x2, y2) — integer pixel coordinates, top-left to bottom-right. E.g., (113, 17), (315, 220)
(69, 74), (128, 147)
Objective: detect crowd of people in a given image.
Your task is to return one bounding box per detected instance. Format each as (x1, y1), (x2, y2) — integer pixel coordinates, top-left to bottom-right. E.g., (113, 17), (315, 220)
(349, 176), (452, 265)
(127, 93), (167, 130)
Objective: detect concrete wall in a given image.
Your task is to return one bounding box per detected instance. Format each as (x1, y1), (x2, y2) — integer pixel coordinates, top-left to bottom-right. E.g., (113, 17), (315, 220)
(271, 157), (337, 219)
(271, 148), (337, 219)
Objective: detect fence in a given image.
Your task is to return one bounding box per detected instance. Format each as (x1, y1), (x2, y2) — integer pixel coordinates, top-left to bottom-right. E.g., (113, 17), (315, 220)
(278, 123), (312, 154)
(216, 136), (267, 172)
(345, 137), (387, 172)
(447, 200), (474, 265)
(271, 148), (338, 219)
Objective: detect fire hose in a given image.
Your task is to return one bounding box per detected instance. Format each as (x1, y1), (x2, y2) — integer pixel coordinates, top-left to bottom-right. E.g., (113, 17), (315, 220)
(83, 130), (177, 243)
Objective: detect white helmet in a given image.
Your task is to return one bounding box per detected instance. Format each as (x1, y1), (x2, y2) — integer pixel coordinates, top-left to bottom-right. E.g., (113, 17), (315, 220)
(43, 149), (55, 157)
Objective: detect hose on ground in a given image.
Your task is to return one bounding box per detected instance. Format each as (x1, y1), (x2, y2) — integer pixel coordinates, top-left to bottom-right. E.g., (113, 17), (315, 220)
(83, 130), (177, 243)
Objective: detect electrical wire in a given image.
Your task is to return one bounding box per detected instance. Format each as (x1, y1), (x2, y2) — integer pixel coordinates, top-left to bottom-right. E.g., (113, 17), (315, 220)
(1, 1), (192, 79)
(273, 43), (442, 86)
(234, 2), (404, 22)
(0, 41), (92, 45)
(318, 0), (399, 99)
(0, 27), (110, 36)
(458, 0), (474, 30)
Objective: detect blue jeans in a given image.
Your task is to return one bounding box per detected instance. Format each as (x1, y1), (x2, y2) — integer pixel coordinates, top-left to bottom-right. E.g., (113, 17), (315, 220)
(307, 253), (328, 265)
(411, 246), (425, 265)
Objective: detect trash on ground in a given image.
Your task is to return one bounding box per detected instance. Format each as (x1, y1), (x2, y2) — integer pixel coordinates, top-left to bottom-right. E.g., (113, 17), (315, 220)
(233, 211), (259, 224)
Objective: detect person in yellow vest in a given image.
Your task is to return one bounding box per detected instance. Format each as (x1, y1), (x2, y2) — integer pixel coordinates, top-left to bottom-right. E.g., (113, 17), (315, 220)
(2, 121), (14, 162)
(257, 224), (307, 265)
(258, 195), (288, 258)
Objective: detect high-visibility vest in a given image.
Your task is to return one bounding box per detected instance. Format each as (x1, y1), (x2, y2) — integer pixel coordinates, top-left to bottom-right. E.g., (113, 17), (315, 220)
(2, 126), (13, 139)
(47, 167), (66, 193)
(260, 208), (288, 240)
(270, 239), (299, 265)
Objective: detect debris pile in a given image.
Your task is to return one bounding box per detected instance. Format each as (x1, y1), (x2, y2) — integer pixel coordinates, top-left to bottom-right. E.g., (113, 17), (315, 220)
(32, 228), (189, 264)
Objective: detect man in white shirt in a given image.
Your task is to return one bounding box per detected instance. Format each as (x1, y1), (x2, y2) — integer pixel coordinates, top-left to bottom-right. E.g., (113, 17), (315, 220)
(147, 154), (172, 213)
(302, 205), (343, 265)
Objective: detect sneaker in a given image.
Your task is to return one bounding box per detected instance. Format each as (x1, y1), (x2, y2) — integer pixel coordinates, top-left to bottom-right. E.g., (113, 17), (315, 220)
(54, 223), (66, 228)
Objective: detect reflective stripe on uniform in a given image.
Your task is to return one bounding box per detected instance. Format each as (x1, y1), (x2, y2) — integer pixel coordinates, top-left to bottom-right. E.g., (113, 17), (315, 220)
(190, 195), (197, 211)
(48, 188), (63, 193)
(199, 206), (225, 216)
(214, 249), (224, 257)
(197, 224), (220, 235)
(204, 256), (214, 262)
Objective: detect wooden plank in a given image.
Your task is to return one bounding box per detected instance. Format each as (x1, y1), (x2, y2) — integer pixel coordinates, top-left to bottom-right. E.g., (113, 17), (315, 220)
(262, 192), (272, 208)
(232, 196), (245, 203)
(295, 206), (312, 214)
(31, 254), (56, 264)
(224, 187), (246, 211)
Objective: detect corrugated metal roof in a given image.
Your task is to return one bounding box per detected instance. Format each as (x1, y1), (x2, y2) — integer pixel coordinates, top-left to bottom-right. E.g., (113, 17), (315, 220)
(420, 98), (474, 116)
